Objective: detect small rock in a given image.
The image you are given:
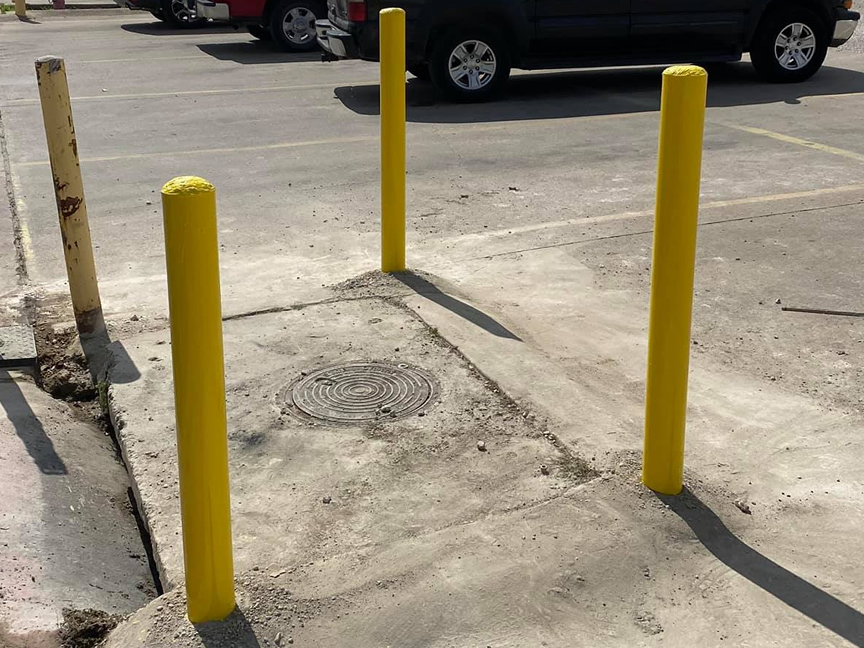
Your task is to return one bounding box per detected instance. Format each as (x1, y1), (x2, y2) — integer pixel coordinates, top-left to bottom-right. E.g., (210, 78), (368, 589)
(477, 440), (486, 452)
(322, 495), (332, 504)
(734, 499), (752, 515)
(460, 194), (469, 199)
(275, 632), (283, 646)
(540, 464), (550, 476)
(775, 298), (782, 305)
(145, 200), (152, 206)
(130, 314), (140, 321)
(101, 88), (108, 92)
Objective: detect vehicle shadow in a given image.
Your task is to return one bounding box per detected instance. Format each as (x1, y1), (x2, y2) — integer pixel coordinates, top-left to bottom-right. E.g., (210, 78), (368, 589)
(197, 41), (320, 64)
(121, 21), (237, 35)
(334, 63), (864, 123)
(659, 488), (864, 647)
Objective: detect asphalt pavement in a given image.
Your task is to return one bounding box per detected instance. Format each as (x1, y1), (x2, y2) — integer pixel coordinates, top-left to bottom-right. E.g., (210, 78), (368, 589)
(2, 11), (864, 648)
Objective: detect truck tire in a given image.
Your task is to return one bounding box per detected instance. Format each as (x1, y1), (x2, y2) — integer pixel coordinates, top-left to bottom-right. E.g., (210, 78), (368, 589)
(270, 0), (321, 52)
(150, 8), (167, 21)
(160, 0), (204, 27)
(430, 27), (511, 102)
(750, 7), (828, 83)
(248, 24), (272, 40)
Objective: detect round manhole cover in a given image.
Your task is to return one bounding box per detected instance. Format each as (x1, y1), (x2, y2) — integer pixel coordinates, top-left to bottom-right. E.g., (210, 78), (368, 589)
(288, 362), (437, 424)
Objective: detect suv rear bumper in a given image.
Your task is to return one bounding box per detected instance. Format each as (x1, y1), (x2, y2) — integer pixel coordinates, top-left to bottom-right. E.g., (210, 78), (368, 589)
(196, 0), (229, 20)
(832, 10), (860, 47)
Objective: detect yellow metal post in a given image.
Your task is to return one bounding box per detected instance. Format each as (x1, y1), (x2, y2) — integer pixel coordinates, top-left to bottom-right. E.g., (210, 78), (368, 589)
(14, 0), (25, 17)
(642, 65), (708, 496)
(35, 56), (105, 338)
(379, 7), (406, 273)
(162, 176), (235, 623)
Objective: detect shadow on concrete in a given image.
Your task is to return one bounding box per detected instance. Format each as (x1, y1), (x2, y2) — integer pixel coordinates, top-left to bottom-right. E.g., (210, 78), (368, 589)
(108, 341), (142, 384)
(335, 63), (864, 123)
(197, 41), (320, 64)
(194, 607), (260, 647)
(394, 271), (522, 341)
(659, 488), (864, 647)
(121, 21), (236, 35)
(0, 370), (67, 475)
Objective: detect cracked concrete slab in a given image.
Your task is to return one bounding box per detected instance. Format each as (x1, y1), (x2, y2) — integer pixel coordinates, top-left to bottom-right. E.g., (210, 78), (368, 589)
(107, 294), (590, 594)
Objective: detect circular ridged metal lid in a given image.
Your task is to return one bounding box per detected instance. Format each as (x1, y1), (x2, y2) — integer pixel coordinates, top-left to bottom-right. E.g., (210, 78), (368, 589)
(287, 362), (437, 424)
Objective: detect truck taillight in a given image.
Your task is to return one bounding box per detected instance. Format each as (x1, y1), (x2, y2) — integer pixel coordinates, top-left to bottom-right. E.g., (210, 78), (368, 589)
(347, 0), (366, 21)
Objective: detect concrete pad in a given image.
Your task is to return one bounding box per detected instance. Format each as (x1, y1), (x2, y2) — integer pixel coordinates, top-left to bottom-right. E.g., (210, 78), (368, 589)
(0, 370), (154, 646)
(107, 294), (590, 590)
(105, 473), (864, 648)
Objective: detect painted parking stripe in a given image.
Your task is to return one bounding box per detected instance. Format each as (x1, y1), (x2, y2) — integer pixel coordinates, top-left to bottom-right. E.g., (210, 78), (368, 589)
(14, 135), (378, 167)
(3, 82), (376, 106)
(447, 183), (864, 244)
(720, 123), (864, 163)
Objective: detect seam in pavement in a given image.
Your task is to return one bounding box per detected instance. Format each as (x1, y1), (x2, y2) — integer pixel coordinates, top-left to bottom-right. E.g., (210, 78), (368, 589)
(221, 294), (411, 322)
(471, 198), (864, 261)
(0, 109), (30, 288)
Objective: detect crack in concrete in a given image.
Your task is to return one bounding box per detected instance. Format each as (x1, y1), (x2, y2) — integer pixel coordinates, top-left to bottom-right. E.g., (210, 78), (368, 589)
(0, 109), (29, 289)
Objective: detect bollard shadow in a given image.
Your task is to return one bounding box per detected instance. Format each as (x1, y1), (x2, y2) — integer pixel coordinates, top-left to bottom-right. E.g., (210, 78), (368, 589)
(393, 271), (522, 341)
(658, 488), (864, 647)
(194, 606), (261, 647)
(120, 21), (236, 35)
(107, 341), (142, 385)
(335, 63), (864, 124)
(196, 42), (320, 65)
(0, 370), (67, 475)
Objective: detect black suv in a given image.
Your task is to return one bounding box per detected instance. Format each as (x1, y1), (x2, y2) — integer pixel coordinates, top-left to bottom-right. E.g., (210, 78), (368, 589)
(317, 0), (859, 101)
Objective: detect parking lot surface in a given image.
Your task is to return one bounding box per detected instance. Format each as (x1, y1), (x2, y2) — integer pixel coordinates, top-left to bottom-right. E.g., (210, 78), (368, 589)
(2, 10), (864, 648)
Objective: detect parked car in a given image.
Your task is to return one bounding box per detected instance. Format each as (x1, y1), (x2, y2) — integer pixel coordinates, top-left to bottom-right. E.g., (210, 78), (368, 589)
(196, 0), (325, 50)
(316, 0), (860, 101)
(117, 0), (205, 27)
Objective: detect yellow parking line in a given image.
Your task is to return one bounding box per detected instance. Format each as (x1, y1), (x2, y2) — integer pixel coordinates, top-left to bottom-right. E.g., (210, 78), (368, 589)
(721, 123), (864, 163)
(77, 55), (213, 64)
(3, 82), (375, 106)
(449, 183), (864, 242)
(14, 135), (377, 167)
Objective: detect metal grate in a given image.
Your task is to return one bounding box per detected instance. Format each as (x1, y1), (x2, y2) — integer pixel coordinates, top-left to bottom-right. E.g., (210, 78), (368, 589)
(288, 362), (437, 424)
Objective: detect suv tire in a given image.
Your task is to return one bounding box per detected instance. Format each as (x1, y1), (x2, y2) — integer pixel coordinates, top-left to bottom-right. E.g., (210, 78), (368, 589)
(750, 7), (828, 83)
(430, 27), (511, 102)
(160, 0), (204, 27)
(270, 0), (321, 52)
(248, 24), (272, 40)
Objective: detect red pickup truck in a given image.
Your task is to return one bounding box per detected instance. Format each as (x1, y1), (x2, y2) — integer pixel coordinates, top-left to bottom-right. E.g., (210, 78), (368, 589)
(197, 0), (325, 51)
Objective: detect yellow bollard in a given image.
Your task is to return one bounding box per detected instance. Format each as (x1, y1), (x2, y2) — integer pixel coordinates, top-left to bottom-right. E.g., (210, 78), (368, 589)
(162, 176), (235, 623)
(379, 7), (406, 273)
(642, 65), (708, 496)
(15, 0), (25, 17)
(35, 56), (105, 338)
